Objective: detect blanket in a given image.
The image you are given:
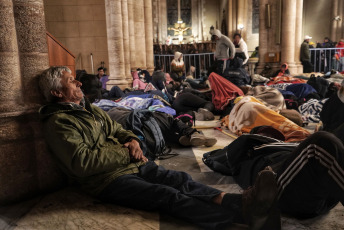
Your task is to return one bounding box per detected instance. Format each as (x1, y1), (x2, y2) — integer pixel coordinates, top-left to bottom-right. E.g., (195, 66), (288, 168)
(267, 76), (307, 86)
(208, 72), (244, 110)
(222, 96), (310, 142)
(246, 86), (286, 111)
(298, 98), (328, 123)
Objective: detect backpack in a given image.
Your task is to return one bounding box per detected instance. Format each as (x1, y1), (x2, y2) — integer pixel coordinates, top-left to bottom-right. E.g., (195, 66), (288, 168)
(126, 110), (167, 160)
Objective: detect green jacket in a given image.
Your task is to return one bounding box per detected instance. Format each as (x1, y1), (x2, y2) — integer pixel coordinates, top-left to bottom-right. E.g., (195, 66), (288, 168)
(39, 100), (144, 195)
(300, 41), (310, 62)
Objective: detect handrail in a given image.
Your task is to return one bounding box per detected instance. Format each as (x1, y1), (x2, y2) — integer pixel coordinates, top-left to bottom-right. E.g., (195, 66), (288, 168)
(154, 53), (215, 78)
(310, 47), (344, 72)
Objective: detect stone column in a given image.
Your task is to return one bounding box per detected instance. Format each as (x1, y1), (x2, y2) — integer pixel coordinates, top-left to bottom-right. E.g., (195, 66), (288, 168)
(0, 0), (23, 116)
(257, 0), (269, 71)
(13, 0), (49, 111)
(159, 0), (168, 43)
(227, 0), (233, 36)
(127, 0), (137, 70)
(331, 0), (339, 42)
(105, 0), (127, 89)
(134, 0), (146, 69)
(237, 0), (247, 39)
(121, 0), (132, 83)
(144, 0), (154, 73)
(294, 0), (303, 74)
(280, 0), (297, 74)
(0, 0), (65, 205)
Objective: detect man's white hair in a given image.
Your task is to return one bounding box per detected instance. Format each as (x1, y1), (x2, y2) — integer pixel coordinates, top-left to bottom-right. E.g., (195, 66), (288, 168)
(38, 66), (71, 102)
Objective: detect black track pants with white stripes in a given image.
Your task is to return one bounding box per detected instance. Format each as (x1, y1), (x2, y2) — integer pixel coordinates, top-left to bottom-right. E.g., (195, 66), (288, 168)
(277, 131), (344, 219)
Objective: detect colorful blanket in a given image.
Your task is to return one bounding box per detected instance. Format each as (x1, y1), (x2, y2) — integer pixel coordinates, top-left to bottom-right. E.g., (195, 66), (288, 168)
(298, 98), (328, 123)
(208, 72), (244, 110)
(222, 96), (310, 142)
(267, 76), (307, 86)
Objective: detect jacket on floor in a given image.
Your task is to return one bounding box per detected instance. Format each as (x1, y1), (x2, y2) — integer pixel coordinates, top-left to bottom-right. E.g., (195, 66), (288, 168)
(39, 99), (144, 195)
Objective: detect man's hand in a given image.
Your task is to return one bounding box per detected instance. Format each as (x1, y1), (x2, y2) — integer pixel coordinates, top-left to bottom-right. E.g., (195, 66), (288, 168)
(123, 139), (147, 162)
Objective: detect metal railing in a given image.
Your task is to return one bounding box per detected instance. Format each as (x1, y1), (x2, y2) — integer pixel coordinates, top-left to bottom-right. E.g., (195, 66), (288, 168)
(310, 47), (344, 72)
(154, 53), (215, 78)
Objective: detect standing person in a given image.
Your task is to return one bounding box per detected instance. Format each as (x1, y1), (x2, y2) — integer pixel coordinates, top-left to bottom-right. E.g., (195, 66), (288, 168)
(96, 67), (109, 90)
(233, 33), (249, 65)
(322, 37), (335, 72)
(300, 35), (313, 73)
(212, 29), (235, 76)
(171, 51), (185, 82)
(38, 66), (281, 230)
(336, 39), (344, 71)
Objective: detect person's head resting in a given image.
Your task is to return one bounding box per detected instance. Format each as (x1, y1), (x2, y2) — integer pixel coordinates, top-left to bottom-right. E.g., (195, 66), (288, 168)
(97, 67), (106, 77)
(38, 66), (84, 104)
(212, 29), (222, 41)
(79, 73), (102, 103)
(233, 33), (241, 44)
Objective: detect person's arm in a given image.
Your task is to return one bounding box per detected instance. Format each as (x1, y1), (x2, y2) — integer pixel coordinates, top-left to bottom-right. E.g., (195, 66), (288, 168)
(223, 36), (236, 59)
(44, 115), (132, 178)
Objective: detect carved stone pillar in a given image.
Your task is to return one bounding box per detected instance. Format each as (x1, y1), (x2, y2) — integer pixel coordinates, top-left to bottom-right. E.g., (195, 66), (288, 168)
(121, 0), (132, 83)
(331, 0), (339, 41)
(0, 0), (23, 115)
(237, 0), (248, 40)
(294, 0), (304, 74)
(144, 0), (154, 73)
(13, 0), (49, 111)
(134, 0), (146, 69)
(105, 0), (127, 89)
(127, 0), (137, 70)
(281, 0), (297, 74)
(257, 0), (269, 71)
(0, 0), (65, 205)
(227, 0), (233, 36)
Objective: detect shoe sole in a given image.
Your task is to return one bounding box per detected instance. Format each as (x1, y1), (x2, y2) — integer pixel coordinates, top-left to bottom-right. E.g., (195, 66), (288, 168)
(250, 170), (279, 230)
(179, 136), (191, 146)
(190, 136), (206, 146)
(204, 138), (217, 147)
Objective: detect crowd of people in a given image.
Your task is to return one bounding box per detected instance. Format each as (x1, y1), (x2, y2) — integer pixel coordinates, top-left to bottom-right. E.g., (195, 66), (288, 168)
(301, 35), (344, 73)
(36, 29), (344, 229)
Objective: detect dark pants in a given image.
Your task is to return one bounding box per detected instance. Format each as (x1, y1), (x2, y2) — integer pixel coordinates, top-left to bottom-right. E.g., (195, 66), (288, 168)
(302, 60), (314, 73)
(97, 161), (242, 229)
(108, 86), (125, 99)
(173, 92), (214, 113)
(277, 132), (344, 218)
(152, 112), (196, 143)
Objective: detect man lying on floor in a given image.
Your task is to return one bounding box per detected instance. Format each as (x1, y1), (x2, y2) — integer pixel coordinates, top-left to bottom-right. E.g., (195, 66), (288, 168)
(204, 129), (344, 219)
(38, 66), (281, 230)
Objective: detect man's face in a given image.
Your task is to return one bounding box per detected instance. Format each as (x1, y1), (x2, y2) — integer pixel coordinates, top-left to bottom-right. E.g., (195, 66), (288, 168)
(234, 35), (240, 44)
(58, 71), (84, 104)
(325, 39), (329, 43)
(98, 69), (105, 77)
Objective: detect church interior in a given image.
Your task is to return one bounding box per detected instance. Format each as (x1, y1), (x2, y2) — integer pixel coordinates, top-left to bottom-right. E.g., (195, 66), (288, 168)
(1, 0), (344, 229)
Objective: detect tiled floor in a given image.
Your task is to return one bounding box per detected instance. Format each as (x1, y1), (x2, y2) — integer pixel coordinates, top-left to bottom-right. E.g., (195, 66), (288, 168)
(1, 124), (344, 230)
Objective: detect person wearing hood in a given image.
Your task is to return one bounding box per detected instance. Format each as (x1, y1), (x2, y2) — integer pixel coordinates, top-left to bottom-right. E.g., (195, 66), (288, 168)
(300, 35), (313, 73)
(37, 66), (281, 230)
(233, 33), (249, 65)
(273, 63), (290, 77)
(171, 51), (185, 81)
(212, 29), (236, 75)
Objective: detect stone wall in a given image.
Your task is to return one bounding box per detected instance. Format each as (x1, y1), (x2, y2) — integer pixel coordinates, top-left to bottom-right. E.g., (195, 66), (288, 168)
(0, 0), (66, 205)
(44, 0), (108, 74)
